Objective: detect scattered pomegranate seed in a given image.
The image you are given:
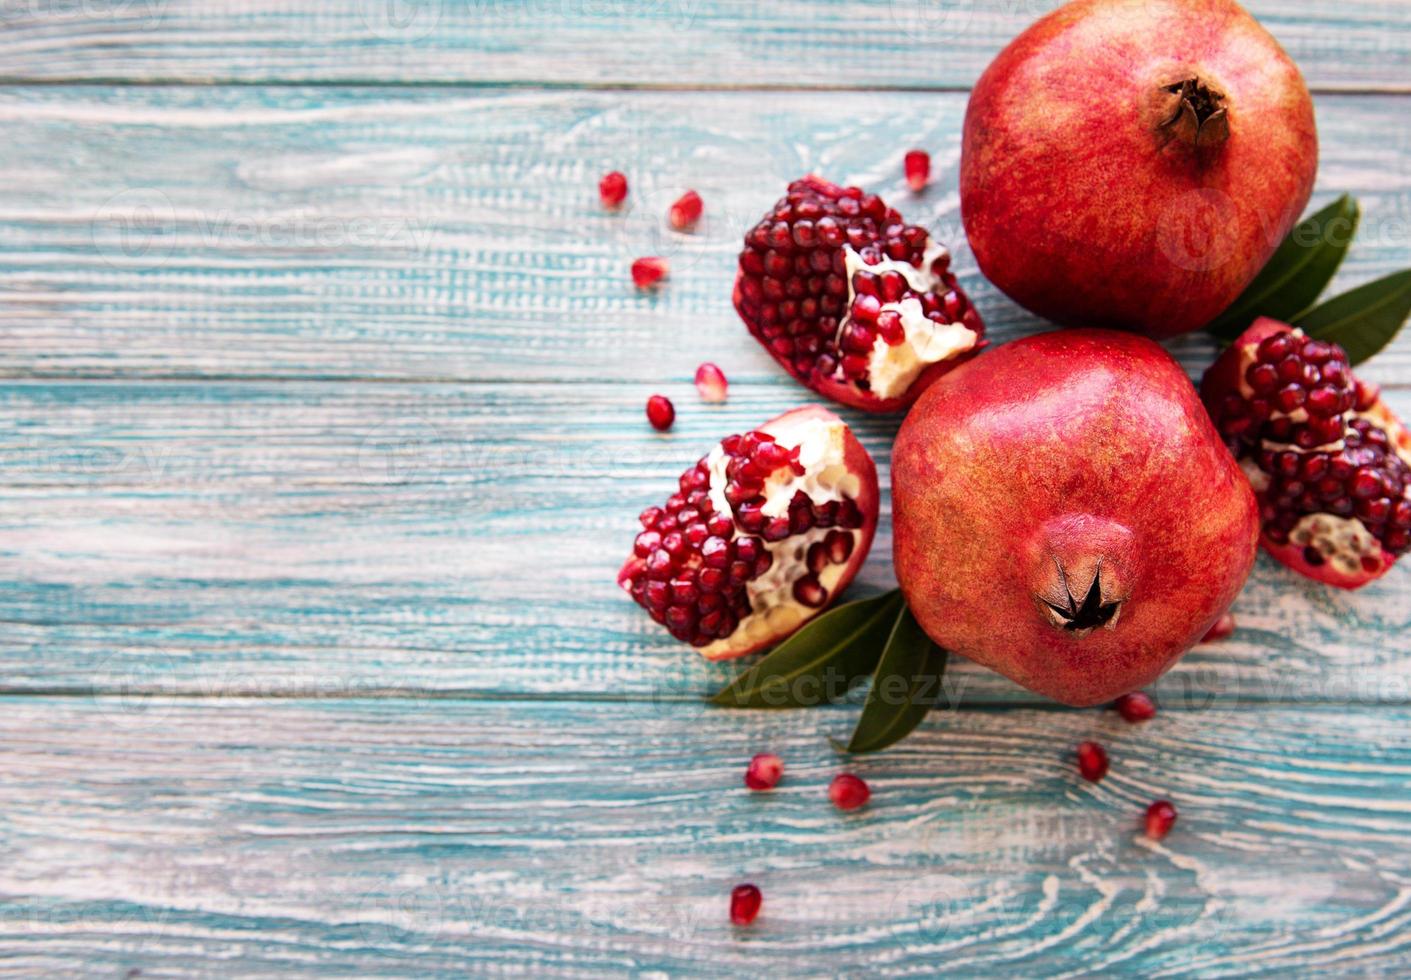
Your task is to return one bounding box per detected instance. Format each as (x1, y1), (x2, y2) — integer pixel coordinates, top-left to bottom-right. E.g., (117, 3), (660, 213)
(668, 189), (703, 231)
(1115, 691), (1157, 722)
(1076, 741), (1109, 782)
(730, 883), (762, 925)
(829, 772), (870, 811)
(631, 257), (669, 290)
(904, 150), (931, 192)
(694, 362), (729, 403)
(646, 395), (675, 431)
(744, 752), (783, 790)
(599, 171), (628, 209)
(1145, 800), (1178, 840)
(1202, 612), (1236, 643)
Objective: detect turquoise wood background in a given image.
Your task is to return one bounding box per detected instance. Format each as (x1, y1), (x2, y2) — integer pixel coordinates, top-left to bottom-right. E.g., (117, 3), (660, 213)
(1, 1), (1409, 975)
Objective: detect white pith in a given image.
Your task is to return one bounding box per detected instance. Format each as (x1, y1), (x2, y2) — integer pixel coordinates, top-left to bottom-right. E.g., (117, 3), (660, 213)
(840, 242), (979, 399)
(1288, 513), (1382, 578)
(700, 416), (860, 659)
(1234, 331), (1411, 569)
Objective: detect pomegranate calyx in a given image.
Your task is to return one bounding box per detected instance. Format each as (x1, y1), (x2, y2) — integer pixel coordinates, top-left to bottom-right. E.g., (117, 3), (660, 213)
(1157, 77), (1230, 149)
(1037, 561), (1124, 635)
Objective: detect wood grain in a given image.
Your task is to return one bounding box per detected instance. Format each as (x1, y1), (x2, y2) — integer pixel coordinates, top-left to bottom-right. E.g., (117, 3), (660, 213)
(0, 0), (1407, 90)
(1, 86), (1409, 384)
(1, 696), (1409, 976)
(2, 379), (1406, 701)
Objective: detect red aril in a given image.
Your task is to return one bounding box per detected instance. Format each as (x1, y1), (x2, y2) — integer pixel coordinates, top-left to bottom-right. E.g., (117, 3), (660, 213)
(1202, 612), (1236, 643)
(744, 753), (783, 790)
(1145, 800), (1178, 840)
(1201, 318), (1411, 588)
(730, 884), (762, 925)
(618, 406), (878, 658)
(668, 190), (703, 231)
(1115, 692), (1157, 722)
(695, 363), (728, 403)
(734, 175), (984, 413)
(632, 257), (669, 290)
(829, 773), (870, 810)
(904, 150), (930, 192)
(599, 171), (628, 209)
(646, 395), (675, 431)
(1076, 741), (1108, 782)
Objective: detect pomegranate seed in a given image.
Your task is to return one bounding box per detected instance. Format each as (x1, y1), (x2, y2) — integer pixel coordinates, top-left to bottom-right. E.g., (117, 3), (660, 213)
(668, 189), (703, 231)
(730, 883), (762, 926)
(646, 395), (675, 431)
(829, 772), (869, 811)
(904, 149), (931, 192)
(598, 171), (628, 209)
(1076, 741), (1109, 782)
(694, 362), (728, 403)
(1202, 612), (1236, 642)
(1145, 800), (1178, 840)
(632, 257), (669, 289)
(744, 752), (783, 790)
(1115, 691), (1157, 722)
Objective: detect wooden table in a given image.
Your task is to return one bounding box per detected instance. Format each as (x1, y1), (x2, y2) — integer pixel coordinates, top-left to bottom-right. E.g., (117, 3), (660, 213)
(1, 2), (1409, 974)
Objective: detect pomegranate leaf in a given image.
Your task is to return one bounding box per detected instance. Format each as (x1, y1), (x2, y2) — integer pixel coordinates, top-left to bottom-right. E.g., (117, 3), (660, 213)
(710, 590), (903, 709)
(1206, 194), (1359, 341)
(1296, 268), (1411, 366)
(846, 604), (948, 754)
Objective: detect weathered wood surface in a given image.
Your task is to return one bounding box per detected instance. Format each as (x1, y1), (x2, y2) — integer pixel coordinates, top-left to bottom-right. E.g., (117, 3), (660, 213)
(2, 697), (1410, 977)
(1, 380), (1409, 704)
(0, 0), (1407, 90)
(1, 87), (1409, 384)
(3, 1), (1411, 975)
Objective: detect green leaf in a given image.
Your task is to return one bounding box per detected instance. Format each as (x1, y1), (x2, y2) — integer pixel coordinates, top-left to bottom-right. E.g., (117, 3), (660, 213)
(710, 590), (903, 709)
(846, 604), (948, 753)
(1206, 194), (1359, 341)
(1295, 268), (1411, 366)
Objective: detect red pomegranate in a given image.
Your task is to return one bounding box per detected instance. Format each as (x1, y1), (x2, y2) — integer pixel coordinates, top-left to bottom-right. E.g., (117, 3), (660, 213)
(618, 406), (878, 658)
(892, 330), (1258, 706)
(1201, 318), (1411, 588)
(960, 0), (1317, 339)
(734, 175), (985, 413)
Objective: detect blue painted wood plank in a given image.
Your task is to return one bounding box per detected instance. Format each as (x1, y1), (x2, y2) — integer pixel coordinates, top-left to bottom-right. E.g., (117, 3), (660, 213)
(0, 0), (1405, 90)
(1, 86), (1409, 384)
(1, 380), (1407, 701)
(0, 696), (1408, 975)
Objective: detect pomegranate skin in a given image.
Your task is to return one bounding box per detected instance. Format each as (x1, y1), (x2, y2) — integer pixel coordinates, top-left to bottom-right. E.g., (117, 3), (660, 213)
(960, 0), (1317, 339)
(892, 330), (1258, 707)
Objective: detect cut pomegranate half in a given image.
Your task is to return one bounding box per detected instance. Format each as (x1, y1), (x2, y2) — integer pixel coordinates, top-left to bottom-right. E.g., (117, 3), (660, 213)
(618, 405), (879, 659)
(1202, 317), (1411, 589)
(734, 175), (985, 413)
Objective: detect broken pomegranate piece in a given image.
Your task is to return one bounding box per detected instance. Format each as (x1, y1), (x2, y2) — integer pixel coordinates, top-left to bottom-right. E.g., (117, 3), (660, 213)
(734, 175), (985, 413)
(1201, 317), (1411, 589)
(617, 405), (878, 659)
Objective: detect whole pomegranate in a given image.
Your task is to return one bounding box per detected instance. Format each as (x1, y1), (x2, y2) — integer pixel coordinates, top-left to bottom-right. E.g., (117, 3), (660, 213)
(735, 175), (985, 413)
(892, 330), (1258, 706)
(619, 406), (878, 658)
(960, 0), (1317, 339)
(1201, 318), (1411, 588)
